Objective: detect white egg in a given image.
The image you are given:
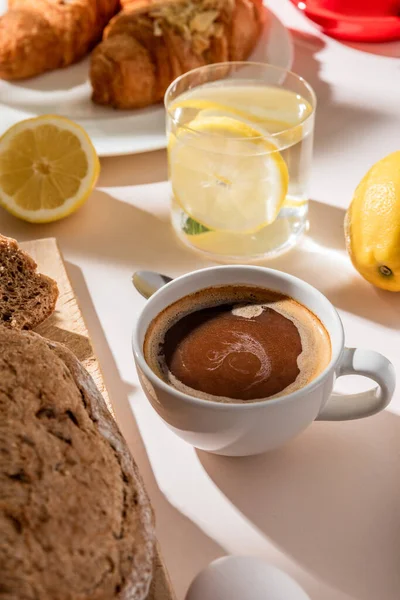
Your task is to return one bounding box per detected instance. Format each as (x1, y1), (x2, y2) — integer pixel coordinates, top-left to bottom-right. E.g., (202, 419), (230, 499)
(185, 556), (311, 600)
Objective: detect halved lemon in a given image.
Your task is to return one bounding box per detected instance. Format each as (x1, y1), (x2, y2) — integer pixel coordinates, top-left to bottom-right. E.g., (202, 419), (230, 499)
(168, 115), (289, 234)
(0, 115), (100, 223)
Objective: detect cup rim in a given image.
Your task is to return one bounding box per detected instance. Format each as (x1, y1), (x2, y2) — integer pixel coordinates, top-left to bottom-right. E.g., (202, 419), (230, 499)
(132, 266), (344, 411)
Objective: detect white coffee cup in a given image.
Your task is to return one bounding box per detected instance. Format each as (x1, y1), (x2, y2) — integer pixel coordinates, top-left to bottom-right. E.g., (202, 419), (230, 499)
(132, 266), (395, 456)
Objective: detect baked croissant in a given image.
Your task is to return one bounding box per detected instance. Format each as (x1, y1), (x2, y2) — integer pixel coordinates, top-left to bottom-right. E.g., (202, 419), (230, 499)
(0, 0), (120, 80)
(90, 0), (265, 109)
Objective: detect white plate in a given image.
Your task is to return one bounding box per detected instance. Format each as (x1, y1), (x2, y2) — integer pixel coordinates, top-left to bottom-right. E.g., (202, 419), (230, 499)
(0, 4), (293, 157)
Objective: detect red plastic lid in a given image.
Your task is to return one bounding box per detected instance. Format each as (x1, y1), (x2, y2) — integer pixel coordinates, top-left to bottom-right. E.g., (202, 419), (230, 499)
(291, 0), (400, 42)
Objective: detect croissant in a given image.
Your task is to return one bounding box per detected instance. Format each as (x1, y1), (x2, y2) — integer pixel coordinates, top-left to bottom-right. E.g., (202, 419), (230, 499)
(90, 0), (265, 109)
(0, 0), (120, 80)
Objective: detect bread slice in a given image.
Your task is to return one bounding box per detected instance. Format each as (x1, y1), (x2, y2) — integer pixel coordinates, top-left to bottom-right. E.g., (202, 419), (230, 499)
(0, 234), (58, 330)
(0, 329), (155, 600)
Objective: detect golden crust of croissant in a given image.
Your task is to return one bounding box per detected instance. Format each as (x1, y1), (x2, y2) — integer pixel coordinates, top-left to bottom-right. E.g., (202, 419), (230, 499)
(0, 10), (62, 80)
(0, 0), (120, 80)
(91, 34), (157, 109)
(90, 0), (265, 109)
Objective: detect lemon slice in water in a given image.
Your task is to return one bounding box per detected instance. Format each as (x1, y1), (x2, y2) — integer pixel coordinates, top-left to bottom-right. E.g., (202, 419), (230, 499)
(169, 115), (289, 234)
(170, 98), (291, 133)
(0, 115), (100, 223)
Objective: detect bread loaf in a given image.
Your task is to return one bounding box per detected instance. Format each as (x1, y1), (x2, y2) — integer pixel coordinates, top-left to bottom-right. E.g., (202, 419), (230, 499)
(0, 329), (155, 599)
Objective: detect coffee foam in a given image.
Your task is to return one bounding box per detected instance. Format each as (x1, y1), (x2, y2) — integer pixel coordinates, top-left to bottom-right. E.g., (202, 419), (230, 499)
(143, 285), (331, 404)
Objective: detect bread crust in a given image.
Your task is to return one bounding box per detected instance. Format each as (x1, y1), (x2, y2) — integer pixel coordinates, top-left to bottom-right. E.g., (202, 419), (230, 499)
(0, 329), (155, 599)
(51, 337), (156, 600)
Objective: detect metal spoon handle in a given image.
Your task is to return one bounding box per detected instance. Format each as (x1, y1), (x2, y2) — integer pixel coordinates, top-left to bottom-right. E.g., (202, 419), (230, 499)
(132, 271), (173, 299)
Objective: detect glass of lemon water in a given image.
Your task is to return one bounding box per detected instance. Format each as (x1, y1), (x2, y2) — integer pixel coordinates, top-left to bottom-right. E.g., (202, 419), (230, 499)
(165, 62), (316, 261)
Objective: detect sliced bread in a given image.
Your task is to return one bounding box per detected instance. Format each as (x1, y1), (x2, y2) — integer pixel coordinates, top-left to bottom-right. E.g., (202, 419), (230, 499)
(0, 234), (58, 329)
(0, 329), (155, 600)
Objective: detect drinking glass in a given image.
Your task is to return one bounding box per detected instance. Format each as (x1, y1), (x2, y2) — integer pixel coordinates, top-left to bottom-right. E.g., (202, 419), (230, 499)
(165, 62), (316, 262)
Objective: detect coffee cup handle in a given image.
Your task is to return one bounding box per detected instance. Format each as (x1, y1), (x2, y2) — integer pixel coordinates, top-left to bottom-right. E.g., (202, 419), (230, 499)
(316, 348), (396, 421)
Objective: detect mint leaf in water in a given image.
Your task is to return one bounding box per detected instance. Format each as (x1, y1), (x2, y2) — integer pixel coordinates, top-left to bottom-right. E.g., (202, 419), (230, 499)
(182, 217), (211, 236)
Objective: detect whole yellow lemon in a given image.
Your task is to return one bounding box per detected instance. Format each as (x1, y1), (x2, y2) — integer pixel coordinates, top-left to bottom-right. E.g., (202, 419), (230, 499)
(345, 151), (400, 291)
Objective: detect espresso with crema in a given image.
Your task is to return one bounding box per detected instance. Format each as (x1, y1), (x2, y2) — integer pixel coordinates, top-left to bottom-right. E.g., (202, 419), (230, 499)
(144, 286), (331, 403)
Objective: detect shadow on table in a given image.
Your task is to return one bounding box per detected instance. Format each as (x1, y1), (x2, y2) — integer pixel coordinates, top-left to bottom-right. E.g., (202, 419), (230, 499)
(1, 191), (398, 328)
(343, 39), (400, 59)
(98, 149), (168, 188)
(307, 198), (345, 251)
(290, 28), (394, 165)
(0, 188), (209, 274)
(66, 262), (224, 599)
(260, 199), (399, 329)
(197, 409), (400, 600)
